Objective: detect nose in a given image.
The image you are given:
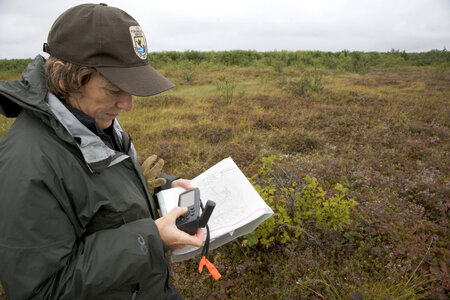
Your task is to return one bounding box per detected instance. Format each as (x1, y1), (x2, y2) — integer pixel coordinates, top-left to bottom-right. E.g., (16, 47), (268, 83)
(116, 93), (133, 111)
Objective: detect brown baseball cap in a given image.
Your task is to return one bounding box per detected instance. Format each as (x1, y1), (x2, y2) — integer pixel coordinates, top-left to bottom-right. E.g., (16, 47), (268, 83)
(43, 3), (174, 97)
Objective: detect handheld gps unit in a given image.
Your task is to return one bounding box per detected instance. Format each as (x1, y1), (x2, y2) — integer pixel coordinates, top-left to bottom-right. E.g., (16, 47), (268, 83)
(176, 188), (215, 235)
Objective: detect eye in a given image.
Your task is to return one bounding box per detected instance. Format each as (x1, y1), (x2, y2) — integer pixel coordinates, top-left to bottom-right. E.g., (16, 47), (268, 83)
(105, 87), (122, 95)
(102, 81), (123, 95)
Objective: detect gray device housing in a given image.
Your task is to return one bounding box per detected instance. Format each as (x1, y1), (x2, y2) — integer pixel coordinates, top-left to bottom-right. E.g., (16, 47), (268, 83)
(176, 188), (202, 235)
(176, 188), (215, 235)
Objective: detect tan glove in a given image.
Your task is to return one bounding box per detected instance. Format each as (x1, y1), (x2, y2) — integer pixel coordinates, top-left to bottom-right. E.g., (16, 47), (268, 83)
(142, 154), (167, 195)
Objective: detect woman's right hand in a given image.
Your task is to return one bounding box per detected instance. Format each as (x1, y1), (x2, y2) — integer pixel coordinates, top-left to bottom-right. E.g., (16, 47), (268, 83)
(154, 206), (205, 249)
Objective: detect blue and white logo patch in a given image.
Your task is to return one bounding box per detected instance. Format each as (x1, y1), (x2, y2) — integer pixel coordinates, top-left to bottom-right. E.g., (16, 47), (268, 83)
(137, 234), (148, 254)
(129, 26), (148, 60)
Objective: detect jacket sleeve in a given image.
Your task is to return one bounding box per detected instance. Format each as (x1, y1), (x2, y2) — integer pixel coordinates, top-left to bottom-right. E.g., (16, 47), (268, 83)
(0, 169), (169, 300)
(156, 172), (181, 192)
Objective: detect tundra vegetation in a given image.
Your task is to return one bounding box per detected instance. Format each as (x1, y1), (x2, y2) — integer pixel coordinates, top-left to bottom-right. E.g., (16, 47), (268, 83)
(0, 49), (448, 299)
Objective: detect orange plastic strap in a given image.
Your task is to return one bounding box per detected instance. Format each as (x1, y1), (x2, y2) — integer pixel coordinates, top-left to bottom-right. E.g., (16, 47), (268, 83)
(198, 256), (207, 273)
(198, 256), (221, 280)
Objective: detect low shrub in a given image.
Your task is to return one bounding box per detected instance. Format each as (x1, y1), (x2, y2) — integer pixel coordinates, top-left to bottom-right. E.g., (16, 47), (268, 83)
(135, 95), (185, 108)
(215, 74), (237, 105)
(179, 61), (197, 84)
(285, 67), (323, 96)
(269, 130), (322, 154)
(243, 155), (358, 248)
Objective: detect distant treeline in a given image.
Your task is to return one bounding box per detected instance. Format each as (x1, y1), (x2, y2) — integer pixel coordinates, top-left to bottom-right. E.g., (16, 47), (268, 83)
(148, 49), (449, 70)
(0, 58), (34, 77)
(1, 49), (448, 76)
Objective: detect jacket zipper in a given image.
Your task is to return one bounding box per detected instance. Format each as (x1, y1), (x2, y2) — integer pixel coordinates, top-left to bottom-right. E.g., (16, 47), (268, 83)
(131, 283), (140, 300)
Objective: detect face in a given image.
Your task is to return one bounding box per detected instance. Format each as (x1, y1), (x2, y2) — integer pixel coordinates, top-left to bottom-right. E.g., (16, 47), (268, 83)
(67, 73), (133, 129)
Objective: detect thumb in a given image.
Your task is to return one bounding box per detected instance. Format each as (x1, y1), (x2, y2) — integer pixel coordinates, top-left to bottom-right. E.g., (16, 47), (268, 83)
(171, 206), (188, 219)
(146, 177), (167, 187)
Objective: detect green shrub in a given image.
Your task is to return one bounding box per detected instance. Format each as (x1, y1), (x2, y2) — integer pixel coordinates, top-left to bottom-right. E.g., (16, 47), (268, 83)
(311, 65), (324, 91)
(434, 62), (449, 79)
(215, 74), (237, 104)
(179, 61), (197, 83)
(285, 74), (313, 96)
(285, 67), (323, 96)
(349, 52), (370, 73)
(243, 155), (358, 248)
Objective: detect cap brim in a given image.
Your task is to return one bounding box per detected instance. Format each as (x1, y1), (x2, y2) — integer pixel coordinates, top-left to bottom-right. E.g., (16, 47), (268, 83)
(96, 64), (175, 97)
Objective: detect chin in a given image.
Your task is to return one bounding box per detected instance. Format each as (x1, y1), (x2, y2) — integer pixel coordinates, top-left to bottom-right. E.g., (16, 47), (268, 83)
(98, 121), (113, 130)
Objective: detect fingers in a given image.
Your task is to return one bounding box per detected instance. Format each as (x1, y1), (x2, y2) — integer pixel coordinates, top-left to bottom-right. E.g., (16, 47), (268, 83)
(171, 178), (194, 190)
(146, 177), (167, 189)
(192, 227), (205, 247)
(142, 155), (165, 178)
(166, 206), (188, 223)
(142, 155), (166, 195)
(173, 206), (188, 218)
(176, 227), (205, 248)
(166, 207), (205, 248)
(141, 154), (157, 174)
(150, 158), (164, 177)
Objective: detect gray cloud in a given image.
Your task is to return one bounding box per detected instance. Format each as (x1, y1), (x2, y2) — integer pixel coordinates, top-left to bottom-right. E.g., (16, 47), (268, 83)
(0, 0), (449, 58)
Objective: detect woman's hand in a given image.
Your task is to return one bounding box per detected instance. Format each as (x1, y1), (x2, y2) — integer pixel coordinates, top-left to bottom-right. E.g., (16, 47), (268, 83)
(155, 206), (204, 249)
(155, 178), (203, 249)
(171, 178), (193, 190)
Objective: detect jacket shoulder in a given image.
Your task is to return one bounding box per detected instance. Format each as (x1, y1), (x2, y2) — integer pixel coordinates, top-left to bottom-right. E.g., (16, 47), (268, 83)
(0, 109), (82, 177)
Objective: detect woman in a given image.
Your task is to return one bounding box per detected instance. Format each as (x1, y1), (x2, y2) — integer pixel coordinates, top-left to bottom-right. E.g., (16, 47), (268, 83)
(0, 3), (203, 299)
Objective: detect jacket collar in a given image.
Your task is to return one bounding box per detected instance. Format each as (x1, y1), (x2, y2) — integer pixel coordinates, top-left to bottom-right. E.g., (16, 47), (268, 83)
(46, 92), (137, 173)
(0, 55), (50, 118)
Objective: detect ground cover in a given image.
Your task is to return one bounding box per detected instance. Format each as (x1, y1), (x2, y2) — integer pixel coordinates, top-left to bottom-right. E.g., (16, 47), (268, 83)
(0, 50), (448, 299)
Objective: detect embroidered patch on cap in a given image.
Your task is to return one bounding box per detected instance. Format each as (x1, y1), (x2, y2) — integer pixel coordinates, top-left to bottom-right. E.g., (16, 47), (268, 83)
(129, 26), (148, 60)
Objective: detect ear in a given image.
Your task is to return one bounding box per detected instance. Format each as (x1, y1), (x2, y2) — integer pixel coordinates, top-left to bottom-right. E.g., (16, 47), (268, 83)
(52, 61), (65, 90)
(52, 60), (65, 72)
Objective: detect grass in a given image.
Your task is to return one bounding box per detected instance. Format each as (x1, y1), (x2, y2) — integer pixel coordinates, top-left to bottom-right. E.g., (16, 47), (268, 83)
(0, 52), (449, 299)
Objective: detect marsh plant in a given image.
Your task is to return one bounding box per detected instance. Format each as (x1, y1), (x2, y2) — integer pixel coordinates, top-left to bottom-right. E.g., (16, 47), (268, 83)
(285, 66), (323, 96)
(434, 62), (449, 79)
(215, 73), (237, 104)
(180, 60), (197, 84)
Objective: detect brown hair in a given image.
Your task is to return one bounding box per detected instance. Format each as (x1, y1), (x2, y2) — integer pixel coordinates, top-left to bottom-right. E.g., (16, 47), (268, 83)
(44, 56), (97, 100)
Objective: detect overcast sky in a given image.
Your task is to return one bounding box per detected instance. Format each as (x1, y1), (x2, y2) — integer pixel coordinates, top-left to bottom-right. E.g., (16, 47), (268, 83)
(0, 0), (449, 59)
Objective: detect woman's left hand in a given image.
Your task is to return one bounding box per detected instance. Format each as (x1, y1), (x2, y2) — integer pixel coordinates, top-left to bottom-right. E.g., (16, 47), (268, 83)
(171, 178), (194, 190)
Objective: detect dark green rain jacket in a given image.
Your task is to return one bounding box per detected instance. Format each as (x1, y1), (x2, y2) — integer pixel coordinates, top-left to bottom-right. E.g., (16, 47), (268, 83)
(0, 56), (177, 299)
